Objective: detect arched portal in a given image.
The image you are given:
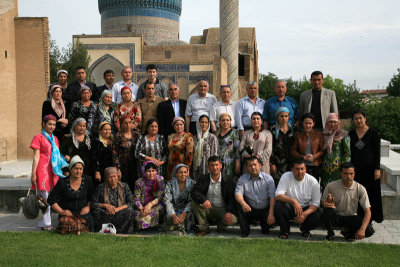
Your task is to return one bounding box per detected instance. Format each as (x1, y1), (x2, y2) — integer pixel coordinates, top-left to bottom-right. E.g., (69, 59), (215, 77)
(89, 54), (124, 85)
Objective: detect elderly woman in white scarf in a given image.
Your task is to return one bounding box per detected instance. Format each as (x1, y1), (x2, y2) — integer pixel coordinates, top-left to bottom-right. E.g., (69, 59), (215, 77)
(61, 118), (93, 177)
(192, 115), (219, 181)
(162, 164), (196, 235)
(321, 113), (351, 190)
(87, 90), (115, 137)
(42, 84), (69, 144)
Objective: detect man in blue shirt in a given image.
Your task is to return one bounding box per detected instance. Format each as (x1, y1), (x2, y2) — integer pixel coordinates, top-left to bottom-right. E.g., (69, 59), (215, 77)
(235, 156), (276, 237)
(235, 82), (265, 136)
(263, 79), (298, 129)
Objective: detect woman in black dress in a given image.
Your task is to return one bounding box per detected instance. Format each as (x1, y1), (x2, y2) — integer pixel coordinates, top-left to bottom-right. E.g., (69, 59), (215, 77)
(47, 155), (94, 231)
(42, 84), (69, 143)
(349, 110), (383, 223)
(91, 121), (114, 185)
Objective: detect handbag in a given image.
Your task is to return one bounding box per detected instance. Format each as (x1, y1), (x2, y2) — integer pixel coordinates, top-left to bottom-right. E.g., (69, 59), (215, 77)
(19, 188), (49, 220)
(57, 215), (89, 235)
(99, 223), (117, 234)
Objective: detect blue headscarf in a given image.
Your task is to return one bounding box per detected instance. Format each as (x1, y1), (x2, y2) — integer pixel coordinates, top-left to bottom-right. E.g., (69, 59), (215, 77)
(274, 107), (292, 140)
(41, 130), (68, 178)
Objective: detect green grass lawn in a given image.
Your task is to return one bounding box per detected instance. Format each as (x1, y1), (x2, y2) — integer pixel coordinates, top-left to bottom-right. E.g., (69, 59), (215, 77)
(1, 232), (399, 266)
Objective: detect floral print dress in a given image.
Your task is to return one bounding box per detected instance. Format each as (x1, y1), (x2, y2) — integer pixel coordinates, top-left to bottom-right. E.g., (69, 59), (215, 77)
(166, 133), (194, 180)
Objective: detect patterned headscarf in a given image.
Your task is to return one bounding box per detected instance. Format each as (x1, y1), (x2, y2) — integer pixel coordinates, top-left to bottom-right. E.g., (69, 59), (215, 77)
(194, 115), (210, 169)
(71, 118), (91, 149)
(141, 161), (160, 195)
(322, 113), (348, 155)
(274, 107), (292, 140)
(98, 90), (114, 122)
(49, 84), (66, 119)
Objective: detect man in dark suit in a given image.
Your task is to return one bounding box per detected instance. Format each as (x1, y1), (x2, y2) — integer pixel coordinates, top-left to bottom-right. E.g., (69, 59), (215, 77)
(191, 156), (237, 236)
(156, 83), (187, 139)
(64, 66), (97, 106)
(92, 69), (115, 102)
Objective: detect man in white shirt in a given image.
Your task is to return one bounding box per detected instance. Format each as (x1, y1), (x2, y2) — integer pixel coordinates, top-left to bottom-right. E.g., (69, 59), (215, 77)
(185, 79), (217, 135)
(112, 66), (138, 103)
(210, 85), (236, 133)
(275, 159), (322, 239)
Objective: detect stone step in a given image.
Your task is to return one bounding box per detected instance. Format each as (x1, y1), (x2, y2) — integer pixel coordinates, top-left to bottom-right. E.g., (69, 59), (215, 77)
(0, 159), (32, 178)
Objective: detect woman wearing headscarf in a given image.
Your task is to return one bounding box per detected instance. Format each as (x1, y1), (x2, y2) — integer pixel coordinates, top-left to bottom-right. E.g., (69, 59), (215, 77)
(217, 113), (240, 179)
(162, 164), (196, 235)
(321, 113), (351, 189)
(239, 112), (273, 174)
(61, 118), (92, 177)
(133, 161), (165, 229)
(349, 110), (383, 223)
(113, 86), (142, 133)
(47, 155), (94, 231)
(135, 119), (168, 178)
(166, 117), (194, 181)
(30, 115), (68, 230)
(68, 85), (96, 125)
(91, 121), (114, 185)
(87, 90), (115, 137)
(91, 167), (135, 234)
(270, 107), (297, 185)
(192, 115), (219, 181)
(42, 84), (69, 143)
(112, 115), (140, 192)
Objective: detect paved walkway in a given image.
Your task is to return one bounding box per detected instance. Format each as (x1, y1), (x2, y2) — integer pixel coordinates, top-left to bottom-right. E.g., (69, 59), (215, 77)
(1, 211), (399, 244)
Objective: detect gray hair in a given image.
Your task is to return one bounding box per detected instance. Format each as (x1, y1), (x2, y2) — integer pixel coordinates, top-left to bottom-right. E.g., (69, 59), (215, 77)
(120, 66), (131, 73)
(247, 81), (258, 87)
(168, 83), (179, 89)
(275, 79), (287, 86)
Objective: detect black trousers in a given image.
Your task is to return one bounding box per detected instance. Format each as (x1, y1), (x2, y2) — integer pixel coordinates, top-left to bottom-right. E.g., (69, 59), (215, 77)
(306, 165), (320, 181)
(237, 203), (270, 235)
(274, 201), (322, 234)
(189, 122), (197, 136)
(323, 207), (375, 238)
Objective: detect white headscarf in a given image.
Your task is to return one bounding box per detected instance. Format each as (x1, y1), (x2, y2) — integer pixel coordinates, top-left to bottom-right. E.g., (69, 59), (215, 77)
(194, 115), (210, 169)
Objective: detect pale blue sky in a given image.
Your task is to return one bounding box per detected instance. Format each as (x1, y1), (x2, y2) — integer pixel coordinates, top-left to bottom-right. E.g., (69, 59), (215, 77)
(18, 0), (400, 90)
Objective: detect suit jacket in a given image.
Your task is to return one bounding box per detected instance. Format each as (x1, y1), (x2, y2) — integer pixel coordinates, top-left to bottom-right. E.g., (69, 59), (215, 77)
(156, 98), (187, 138)
(64, 80), (97, 106)
(290, 130), (324, 166)
(299, 88), (338, 128)
(92, 84), (111, 103)
(191, 173), (236, 214)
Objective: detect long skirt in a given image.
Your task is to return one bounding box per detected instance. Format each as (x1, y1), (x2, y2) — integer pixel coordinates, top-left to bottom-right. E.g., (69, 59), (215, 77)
(92, 207), (135, 234)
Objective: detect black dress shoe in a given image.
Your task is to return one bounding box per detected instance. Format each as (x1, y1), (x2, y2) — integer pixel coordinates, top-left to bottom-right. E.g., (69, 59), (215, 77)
(241, 231), (250, 238)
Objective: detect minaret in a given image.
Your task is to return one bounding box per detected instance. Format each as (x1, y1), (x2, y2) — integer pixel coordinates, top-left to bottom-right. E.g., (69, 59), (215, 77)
(220, 0), (239, 101)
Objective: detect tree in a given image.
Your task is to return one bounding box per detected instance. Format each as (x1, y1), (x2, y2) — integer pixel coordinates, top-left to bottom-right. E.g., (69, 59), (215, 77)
(387, 68), (400, 97)
(362, 97), (400, 144)
(49, 37), (91, 84)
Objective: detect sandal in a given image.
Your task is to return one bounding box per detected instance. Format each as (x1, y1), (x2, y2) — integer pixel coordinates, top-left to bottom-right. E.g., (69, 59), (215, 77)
(279, 233), (289, 239)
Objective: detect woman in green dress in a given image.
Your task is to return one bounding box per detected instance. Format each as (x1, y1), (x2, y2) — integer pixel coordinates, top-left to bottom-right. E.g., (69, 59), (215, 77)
(321, 113), (351, 190)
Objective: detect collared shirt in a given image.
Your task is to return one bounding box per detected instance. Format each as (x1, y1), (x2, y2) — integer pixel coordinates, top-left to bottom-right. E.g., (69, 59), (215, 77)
(138, 95), (164, 133)
(185, 92), (217, 122)
(112, 80), (139, 104)
(322, 180), (370, 216)
(170, 99), (180, 117)
(263, 96), (298, 125)
(206, 173), (225, 208)
(275, 172), (321, 207)
(210, 100), (237, 128)
(235, 172), (275, 209)
(137, 78), (168, 100)
(105, 83), (113, 91)
(235, 95), (265, 130)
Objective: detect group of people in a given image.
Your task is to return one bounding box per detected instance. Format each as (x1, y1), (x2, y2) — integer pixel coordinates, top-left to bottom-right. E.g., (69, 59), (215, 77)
(31, 66), (382, 241)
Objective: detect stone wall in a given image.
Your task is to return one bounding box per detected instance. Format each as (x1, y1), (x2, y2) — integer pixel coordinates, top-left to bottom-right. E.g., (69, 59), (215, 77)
(15, 17), (49, 158)
(0, 0), (18, 162)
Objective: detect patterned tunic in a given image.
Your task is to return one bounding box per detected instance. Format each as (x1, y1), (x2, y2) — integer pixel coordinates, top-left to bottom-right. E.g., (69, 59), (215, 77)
(166, 133), (194, 180)
(270, 125), (297, 184)
(193, 133), (219, 181)
(68, 101), (95, 124)
(321, 136), (351, 189)
(112, 131), (140, 191)
(217, 129), (240, 178)
(113, 101), (142, 132)
(133, 176), (165, 229)
(134, 134), (168, 177)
